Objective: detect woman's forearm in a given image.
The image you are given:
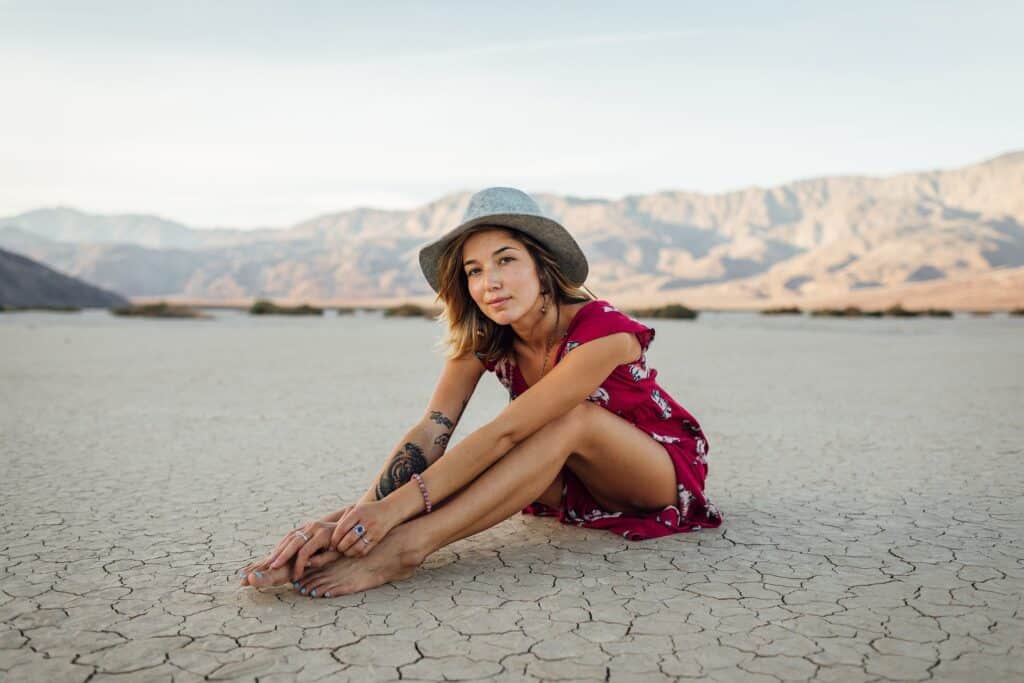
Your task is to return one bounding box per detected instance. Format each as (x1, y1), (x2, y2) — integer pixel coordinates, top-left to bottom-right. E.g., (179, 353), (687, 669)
(361, 410), (459, 503)
(386, 421), (512, 524)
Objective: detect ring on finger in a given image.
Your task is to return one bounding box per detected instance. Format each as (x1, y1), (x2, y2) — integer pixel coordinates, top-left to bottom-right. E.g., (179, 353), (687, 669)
(294, 530), (310, 542)
(360, 535), (371, 545)
(353, 523), (366, 537)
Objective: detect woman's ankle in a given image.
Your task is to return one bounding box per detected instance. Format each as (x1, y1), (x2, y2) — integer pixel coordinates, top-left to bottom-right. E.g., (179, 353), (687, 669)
(391, 523), (433, 567)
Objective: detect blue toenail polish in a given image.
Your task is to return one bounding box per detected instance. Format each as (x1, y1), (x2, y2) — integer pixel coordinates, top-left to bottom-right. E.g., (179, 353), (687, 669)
(254, 572), (262, 578)
(300, 588), (306, 594)
(293, 581), (299, 588)
(324, 592), (331, 598)
(311, 590), (317, 597)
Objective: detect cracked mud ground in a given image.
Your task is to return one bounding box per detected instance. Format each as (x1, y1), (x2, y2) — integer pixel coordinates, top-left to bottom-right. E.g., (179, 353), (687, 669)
(2, 312), (1022, 682)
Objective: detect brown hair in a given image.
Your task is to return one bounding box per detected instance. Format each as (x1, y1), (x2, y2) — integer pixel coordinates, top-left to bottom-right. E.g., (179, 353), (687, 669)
(435, 226), (592, 361)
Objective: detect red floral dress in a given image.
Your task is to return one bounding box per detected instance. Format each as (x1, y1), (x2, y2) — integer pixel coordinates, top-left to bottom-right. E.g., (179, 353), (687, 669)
(478, 299), (722, 540)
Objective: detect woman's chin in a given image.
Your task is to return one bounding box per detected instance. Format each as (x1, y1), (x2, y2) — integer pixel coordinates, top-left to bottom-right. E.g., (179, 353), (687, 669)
(484, 308), (518, 326)
(486, 312), (512, 325)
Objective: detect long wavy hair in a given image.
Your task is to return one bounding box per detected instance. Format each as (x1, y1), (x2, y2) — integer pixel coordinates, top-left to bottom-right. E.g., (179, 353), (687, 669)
(436, 226), (593, 362)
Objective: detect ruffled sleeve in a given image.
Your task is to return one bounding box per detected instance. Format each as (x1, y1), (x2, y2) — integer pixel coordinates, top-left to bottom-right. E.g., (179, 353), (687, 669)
(561, 301), (655, 359)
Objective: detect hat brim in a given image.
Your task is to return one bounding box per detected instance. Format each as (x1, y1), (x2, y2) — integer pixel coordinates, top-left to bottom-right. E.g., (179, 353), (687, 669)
(418, 213), (588, 293)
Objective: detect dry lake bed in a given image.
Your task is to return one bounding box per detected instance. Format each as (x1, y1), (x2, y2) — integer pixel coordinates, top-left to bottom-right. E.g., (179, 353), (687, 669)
(1, 309), (1022, 682)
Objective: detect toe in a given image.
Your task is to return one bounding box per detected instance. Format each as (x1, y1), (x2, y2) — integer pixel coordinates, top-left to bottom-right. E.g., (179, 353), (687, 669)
(307, 573), (331, 592)
(238, 562), (260, 584)
(298, 572), (321, 595)
(247, 564), (292, 588)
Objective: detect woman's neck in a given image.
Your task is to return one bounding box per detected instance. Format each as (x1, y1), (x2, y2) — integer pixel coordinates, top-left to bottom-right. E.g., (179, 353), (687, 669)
(511, 299), (562, 355)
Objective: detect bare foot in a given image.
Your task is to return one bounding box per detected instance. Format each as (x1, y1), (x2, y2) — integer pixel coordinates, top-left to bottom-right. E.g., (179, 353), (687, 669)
(296, 527), (426, 598)
(238, 562), (292, 588)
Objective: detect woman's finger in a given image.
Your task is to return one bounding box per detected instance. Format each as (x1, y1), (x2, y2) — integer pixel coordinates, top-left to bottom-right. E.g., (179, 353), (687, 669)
(353, 535), (373, 557)
(345, 531), (374, 558)
(267, 532), (298, 567)
(270, 531), (310, 569)
(293, 530), (330, 580)
(266, 536), (299, 569)
(307, 550), (341, 569)
(329, 522), (346, 549)
(269, 522), (313, 563)
(331, 507), (360, 548)
(330, 521), (348, 549)
(335, 522), (363, 555)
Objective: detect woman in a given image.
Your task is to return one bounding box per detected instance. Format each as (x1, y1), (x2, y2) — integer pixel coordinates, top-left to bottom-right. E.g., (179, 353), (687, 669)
(238, 187), (722, 597)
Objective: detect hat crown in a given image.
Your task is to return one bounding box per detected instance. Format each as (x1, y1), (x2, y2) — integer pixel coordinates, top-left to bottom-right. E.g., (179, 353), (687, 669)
(463, 187), (544, 223)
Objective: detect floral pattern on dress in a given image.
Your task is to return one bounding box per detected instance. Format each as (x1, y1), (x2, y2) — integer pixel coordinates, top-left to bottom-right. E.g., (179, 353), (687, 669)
(627, 353), (651, 382)
(694, 436), (708, 465)
(678, 486), (694, 518)
(650, 388), (672, 419)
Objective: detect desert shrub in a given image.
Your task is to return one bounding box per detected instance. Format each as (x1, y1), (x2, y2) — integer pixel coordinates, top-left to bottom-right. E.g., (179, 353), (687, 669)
(628, 303), (699, 320)
(884, 304), (920, 318)
(811, 306), (864, 317)
(111, 302), (202, 318)
(249, 300), (323, 316)
(924, 308), (953, 318)
(384, 303), (440, 319)
(0, 305), (81, 313)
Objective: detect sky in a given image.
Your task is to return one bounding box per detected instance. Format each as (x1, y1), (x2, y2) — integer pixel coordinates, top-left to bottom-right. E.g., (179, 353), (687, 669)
(1, 1), (1022, 229)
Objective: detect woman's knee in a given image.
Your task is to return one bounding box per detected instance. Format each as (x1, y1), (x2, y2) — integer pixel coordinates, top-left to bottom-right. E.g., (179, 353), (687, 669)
(539, 401), (598, 449)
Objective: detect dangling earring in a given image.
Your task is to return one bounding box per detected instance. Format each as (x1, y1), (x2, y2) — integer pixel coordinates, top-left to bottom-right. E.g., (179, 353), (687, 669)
(540, 293), (548, 315)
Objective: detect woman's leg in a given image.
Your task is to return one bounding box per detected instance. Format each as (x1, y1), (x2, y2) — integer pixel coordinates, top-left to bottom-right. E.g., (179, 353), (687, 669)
(297, 402), (677, 597)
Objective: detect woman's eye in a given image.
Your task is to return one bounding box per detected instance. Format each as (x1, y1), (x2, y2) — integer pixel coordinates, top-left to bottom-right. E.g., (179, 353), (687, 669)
(499, 256), (514, 264)
(466, 269), (480, 277)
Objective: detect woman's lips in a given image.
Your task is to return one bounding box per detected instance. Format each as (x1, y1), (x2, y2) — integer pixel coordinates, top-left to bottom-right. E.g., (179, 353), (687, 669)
(489, 297), (510, 309)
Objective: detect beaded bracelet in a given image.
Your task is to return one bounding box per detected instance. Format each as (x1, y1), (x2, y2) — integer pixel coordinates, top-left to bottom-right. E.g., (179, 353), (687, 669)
(410, 473), (432, 514)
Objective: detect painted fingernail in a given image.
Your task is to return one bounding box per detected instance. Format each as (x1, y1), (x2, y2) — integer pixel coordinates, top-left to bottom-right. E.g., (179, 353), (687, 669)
(300, 587), (307, 594)
(310, 589), (317, 597)
(254, 572), (263, 578)
(292, 581), (299, 588)
(324, 592), (331, 598)
(237, 572), (246, 578)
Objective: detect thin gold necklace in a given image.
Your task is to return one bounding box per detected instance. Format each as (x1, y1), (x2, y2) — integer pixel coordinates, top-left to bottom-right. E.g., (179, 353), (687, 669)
(539, 309), (567, 378)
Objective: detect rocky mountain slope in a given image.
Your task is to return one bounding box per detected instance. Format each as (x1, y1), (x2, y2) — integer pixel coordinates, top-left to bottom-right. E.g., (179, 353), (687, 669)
(2, 151), (1022, 308)
(0, 248), (129, 308)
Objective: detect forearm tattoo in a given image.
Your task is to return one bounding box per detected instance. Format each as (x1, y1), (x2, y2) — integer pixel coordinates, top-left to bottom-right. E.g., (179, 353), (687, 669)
(434, 433), (450, 449)
(429, 411), (454, 430)
(375, 442), (427, 500)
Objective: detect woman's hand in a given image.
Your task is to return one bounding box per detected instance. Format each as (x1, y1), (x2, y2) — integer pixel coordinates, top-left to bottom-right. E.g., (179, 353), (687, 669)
(330, 500), (401, 558)
(268, 506), (352, 580)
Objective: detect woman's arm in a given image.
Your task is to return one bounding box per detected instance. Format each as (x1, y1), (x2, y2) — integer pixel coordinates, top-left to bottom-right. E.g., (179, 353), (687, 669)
(272, 355), (486, 575)
(357, 353), (484, 503)
(384, 332), (640, 524)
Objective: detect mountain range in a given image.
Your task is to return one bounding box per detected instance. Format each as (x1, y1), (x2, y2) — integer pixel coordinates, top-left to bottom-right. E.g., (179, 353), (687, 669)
(2, 151), (1022, 309)
(0, 248), (128, 308)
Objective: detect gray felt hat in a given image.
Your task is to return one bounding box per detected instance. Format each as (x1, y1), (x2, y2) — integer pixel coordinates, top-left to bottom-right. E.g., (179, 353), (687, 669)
(418, 187), (588, 293)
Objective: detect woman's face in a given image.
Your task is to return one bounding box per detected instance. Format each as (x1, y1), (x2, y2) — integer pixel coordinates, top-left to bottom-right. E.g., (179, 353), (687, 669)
(461, 229), (543, 325)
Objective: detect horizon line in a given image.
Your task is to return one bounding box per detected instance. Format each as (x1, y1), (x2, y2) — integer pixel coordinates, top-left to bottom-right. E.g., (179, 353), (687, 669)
(4, 147), (1021, 231)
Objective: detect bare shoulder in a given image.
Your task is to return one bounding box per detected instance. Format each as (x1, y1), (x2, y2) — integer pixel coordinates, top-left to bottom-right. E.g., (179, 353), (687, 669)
(446, 352), (488, 376)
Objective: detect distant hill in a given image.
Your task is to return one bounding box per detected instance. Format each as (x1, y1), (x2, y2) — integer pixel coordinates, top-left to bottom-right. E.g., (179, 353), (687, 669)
(0, 248), (128, 308)
(1, 150), (1022, 309)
